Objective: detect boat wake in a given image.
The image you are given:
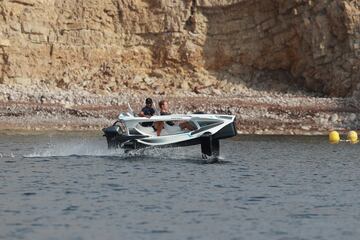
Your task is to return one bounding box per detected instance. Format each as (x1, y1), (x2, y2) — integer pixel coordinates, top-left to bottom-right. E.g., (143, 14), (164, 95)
(23, 137), (224, 163)
(24, 138), (122, 158)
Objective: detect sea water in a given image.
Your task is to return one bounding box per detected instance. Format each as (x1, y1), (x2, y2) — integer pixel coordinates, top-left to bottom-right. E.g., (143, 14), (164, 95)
(0, 132), (359, 240)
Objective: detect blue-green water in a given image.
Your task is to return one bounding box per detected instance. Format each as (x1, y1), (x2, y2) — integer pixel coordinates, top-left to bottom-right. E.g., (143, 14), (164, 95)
(0, 133), (359, 240)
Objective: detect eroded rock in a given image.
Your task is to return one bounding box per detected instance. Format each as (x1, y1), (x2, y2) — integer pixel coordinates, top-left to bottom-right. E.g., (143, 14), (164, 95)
(0, 0), (359, 98)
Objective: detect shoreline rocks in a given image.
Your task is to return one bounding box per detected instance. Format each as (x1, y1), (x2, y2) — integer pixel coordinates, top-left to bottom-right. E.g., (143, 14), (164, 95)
(0, 84), (358, 135)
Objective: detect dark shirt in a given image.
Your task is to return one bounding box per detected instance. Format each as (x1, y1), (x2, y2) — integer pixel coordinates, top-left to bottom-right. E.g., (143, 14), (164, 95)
(142, 106), (155, 116)
(160, 111), (175, 126)
(141, 106), (155, 127)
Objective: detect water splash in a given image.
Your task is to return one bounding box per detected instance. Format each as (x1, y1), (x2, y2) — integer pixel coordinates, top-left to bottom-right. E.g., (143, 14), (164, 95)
(0, 152), (16, 158)
(23, 136), (206, 161)
(24, 138), (123, 158)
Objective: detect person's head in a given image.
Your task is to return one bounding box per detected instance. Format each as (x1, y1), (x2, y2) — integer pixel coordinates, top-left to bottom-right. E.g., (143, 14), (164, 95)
(159, 100), (169, 111)
(145, 98), (153, 107)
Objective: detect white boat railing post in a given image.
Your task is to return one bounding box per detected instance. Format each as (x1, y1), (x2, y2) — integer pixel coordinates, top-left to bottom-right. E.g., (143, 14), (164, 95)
(127, 103), (134, 116)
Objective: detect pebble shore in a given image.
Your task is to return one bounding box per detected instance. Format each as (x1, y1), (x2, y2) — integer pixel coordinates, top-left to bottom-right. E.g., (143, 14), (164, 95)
(0, 84), (358, 135)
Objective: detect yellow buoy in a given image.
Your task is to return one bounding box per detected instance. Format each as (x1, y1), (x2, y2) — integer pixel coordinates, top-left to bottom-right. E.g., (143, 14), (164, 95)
(329, 131), (340, 144)
(347, 131), (358, 144)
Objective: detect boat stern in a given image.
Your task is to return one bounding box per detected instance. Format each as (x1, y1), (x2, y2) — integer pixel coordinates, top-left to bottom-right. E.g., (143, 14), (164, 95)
(102, 125), (123, 149)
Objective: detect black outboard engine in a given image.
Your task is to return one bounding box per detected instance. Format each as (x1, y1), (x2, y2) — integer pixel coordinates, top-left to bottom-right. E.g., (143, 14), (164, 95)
(103, 124), (123, 149)
(103, 120), (145, 150)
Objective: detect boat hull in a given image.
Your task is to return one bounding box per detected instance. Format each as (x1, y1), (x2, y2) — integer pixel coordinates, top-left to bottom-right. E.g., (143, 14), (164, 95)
(103, 121), (236, 157)
(102, 113), (237, 159)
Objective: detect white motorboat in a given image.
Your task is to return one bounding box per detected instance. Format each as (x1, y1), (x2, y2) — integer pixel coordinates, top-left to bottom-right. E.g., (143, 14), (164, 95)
(103, 109), (237, 161)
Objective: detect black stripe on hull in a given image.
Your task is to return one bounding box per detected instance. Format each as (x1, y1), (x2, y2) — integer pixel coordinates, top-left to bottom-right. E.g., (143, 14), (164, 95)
(134, 122), (237, 149)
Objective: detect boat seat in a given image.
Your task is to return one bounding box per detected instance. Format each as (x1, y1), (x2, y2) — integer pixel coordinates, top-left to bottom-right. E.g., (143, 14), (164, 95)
(134, 123), (185, 136)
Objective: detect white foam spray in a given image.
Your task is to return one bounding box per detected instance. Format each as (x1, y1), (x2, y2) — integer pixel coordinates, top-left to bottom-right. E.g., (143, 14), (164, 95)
(24, 138), (124, 158)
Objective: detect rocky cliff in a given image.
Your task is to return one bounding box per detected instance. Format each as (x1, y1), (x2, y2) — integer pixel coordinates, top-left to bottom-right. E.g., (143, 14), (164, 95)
(0, 0), (359, 97)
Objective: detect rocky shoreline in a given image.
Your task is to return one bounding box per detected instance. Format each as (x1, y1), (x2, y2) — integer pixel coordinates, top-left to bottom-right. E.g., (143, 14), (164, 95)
(0, 84), (358, 135)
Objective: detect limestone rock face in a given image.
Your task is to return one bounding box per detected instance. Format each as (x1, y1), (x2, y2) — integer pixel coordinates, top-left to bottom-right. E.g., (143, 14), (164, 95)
(0, 0), (359, 96)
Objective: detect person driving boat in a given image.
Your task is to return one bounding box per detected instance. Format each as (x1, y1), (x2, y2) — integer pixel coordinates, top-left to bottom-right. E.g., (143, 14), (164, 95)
(138, 98), (155, 127)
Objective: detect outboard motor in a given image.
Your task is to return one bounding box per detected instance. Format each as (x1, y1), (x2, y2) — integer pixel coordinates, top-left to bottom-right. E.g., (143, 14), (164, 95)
(103, 120), (145, 150)
(103, 124), (123, 149)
